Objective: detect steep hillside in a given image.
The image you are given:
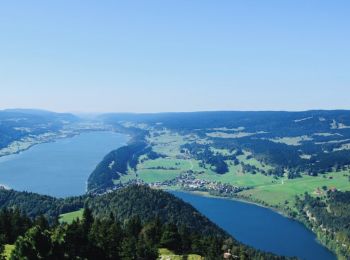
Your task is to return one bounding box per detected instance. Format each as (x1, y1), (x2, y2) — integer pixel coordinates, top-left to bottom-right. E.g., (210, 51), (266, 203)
(296, 191), (350, 258)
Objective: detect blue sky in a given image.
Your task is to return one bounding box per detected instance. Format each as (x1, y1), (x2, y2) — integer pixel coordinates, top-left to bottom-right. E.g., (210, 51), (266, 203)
(0, 1), (349, 113)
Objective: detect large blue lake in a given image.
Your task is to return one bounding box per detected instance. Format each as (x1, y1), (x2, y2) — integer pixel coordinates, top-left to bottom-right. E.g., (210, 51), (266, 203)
(171, 191), (336, 260)
(0, 131), (128, 197)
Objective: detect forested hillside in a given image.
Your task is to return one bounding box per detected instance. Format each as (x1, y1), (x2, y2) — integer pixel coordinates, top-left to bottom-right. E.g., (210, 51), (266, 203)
(0, 186), (230, 237)
(0, 189), (85, 223)
(0, 186), (292, 259)
(86, 185), (223, 236)
(296, 191), (350, 258)
(0, 208), (292, 260)
(87, 142), (147, 192)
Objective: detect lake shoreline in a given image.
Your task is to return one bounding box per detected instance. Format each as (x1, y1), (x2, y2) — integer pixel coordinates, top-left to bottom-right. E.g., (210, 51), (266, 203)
(166, 188), (338, 259)
(0, 127), (130, 159)
(0, 132), (79, 159)
(166, 188), (291, 219)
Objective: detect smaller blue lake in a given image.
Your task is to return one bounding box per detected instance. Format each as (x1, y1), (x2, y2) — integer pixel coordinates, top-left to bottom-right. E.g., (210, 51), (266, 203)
(0, 131), (128, 197)
(171, 191), (336, 260)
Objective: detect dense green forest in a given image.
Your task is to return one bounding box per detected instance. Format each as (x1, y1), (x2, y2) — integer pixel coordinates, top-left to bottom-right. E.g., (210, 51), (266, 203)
(86, 185), (222, 235)
(0, 189), (85, 224)
(295, 191), (350, 258)
(0, 186), (293, 259)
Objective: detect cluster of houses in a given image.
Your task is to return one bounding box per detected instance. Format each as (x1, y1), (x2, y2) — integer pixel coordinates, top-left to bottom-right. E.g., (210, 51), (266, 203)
(156, 172), (247, 196)
(97, 172), (248, 198)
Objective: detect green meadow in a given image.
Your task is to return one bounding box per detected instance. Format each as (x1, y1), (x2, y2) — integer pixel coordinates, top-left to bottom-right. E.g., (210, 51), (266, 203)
(59, 209), (84, 224)
(149, 131), (187, 157)
(138, 169), (182, 183)
(238, 171), (350, 207)
(139, 158), (191, 170)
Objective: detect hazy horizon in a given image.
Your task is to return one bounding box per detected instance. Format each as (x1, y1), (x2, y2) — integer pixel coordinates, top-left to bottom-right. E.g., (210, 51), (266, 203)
(1, 1), (349, 113)
(3, 107), (350, 115)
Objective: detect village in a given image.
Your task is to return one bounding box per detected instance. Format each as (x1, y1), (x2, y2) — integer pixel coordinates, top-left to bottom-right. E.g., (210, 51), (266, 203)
(99, 171), (248, 198)
(152, 172), (248, 197)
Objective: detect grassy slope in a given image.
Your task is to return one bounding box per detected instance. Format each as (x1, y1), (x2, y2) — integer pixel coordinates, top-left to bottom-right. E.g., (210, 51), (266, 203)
(158, 248), (202, 260)
(119, 131), (193, 183)
(59, 208), (84, 224)
(137, 158), (191, 182)
(237, 150), (274, 171)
